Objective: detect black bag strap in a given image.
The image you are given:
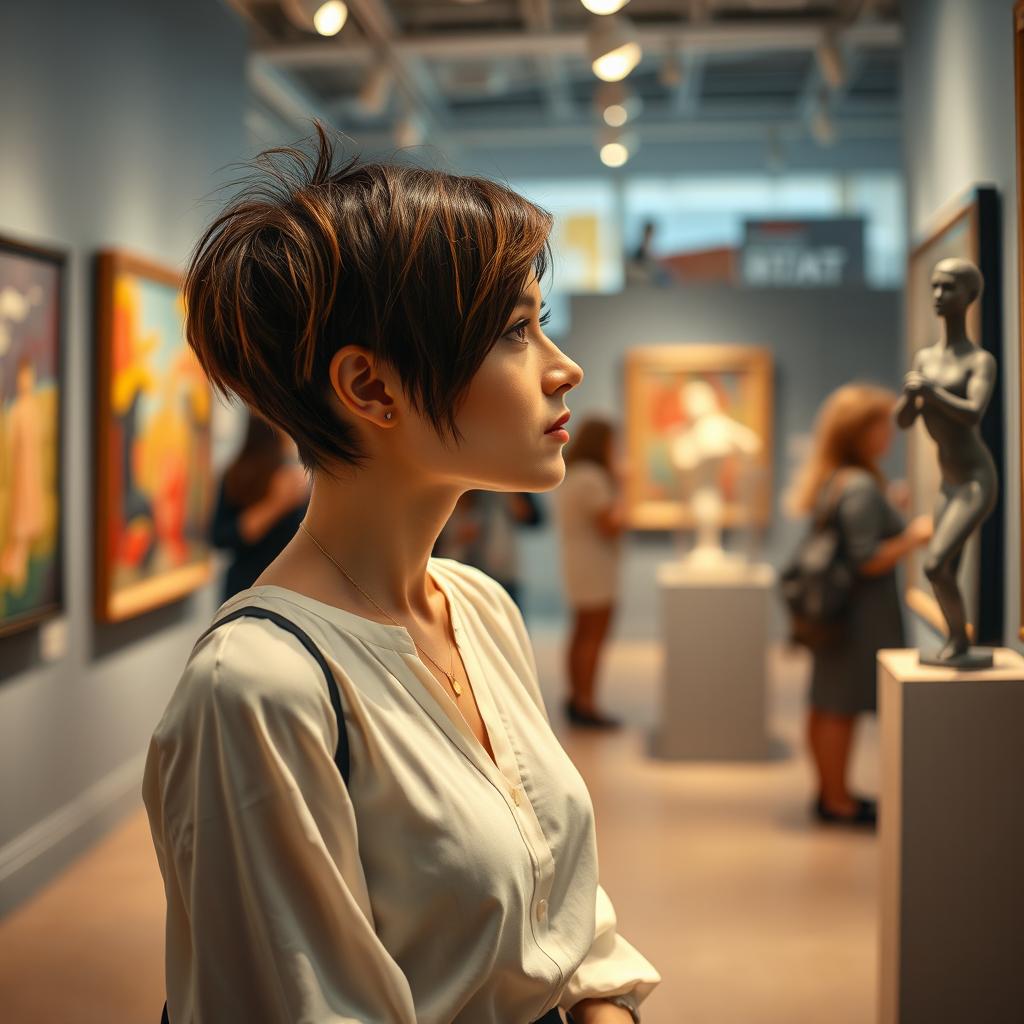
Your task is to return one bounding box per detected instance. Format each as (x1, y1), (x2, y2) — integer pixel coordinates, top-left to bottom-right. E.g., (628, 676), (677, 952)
(194, 605), (350, 785)
(161, 606), (350, 1024)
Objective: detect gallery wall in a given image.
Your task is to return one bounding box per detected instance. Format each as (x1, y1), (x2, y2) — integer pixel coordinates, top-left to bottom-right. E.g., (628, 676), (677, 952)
(520, 284), (903, 636)
(901, 0), (1021, 650)
(0, 0), (247, 913)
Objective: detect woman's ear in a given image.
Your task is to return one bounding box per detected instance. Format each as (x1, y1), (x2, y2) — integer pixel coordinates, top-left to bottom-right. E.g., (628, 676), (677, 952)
(329, 345), (398, 427)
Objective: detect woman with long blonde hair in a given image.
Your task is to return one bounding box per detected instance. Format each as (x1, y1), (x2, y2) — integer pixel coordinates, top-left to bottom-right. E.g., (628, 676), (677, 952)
(790, 383), (931, 826)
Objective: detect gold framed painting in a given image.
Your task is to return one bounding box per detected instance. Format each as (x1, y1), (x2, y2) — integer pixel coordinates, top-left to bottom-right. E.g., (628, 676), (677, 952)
(624, 345), (773, 530)
(904, 188), (1003, 640)
(0, 234), (65, 638)
(95, 250), (213, 622)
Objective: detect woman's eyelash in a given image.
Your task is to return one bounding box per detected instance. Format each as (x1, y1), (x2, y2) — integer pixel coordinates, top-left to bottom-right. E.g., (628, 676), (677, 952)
(508, 308), (552, 341)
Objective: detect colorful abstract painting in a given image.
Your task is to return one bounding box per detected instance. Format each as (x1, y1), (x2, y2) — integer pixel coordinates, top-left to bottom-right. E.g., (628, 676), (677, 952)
(625, 345), (773, 530)
(0, 236), (64, 636)
(95, 251), (212, 622)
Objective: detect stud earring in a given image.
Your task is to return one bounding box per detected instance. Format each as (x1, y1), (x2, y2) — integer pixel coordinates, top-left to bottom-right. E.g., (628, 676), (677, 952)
(384, 411), (393, 421)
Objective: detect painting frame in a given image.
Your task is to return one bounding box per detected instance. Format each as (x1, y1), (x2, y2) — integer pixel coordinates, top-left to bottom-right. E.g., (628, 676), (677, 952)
(624, 344), (774, 531)
(0, 233), (66, 639)
(904, 188), (1003, 642)
(94, 249), (213, 623)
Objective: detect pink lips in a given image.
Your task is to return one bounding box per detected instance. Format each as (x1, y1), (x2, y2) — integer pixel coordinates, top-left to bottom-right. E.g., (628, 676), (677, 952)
(545, 412), (570, 444)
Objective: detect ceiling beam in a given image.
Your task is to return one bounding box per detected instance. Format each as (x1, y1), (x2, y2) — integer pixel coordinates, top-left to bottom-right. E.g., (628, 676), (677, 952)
(256, 18), (901, 68)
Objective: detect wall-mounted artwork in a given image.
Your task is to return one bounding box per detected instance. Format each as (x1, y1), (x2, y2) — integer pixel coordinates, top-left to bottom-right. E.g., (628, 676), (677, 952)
(95, 250), (213, 622)
(904, 188), (1003, 641)
(0, 235), (64, 638)
(624, 345), (773, 530)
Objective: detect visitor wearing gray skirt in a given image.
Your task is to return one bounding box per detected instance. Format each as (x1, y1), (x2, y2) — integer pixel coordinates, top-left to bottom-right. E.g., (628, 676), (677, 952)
(789, 384), (932, 827)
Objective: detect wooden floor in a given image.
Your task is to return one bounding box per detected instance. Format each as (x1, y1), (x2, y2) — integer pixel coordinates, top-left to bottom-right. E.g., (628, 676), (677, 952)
(0, 633), (879, 1024)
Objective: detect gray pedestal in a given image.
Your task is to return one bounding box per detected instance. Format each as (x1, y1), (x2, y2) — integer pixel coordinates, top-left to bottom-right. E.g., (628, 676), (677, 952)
(878, 648), (1024, 1024)
(652, 561), (774, 760)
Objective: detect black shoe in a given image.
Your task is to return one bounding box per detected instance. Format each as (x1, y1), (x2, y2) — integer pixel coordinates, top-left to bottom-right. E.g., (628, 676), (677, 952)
(813, 796), (877, 828)
(565, 700), (622, 730)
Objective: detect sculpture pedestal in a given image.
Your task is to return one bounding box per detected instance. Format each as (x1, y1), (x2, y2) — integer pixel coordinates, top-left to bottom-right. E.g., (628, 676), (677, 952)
(652, 561), (774, 760)
(878, 648), (1024, 1024)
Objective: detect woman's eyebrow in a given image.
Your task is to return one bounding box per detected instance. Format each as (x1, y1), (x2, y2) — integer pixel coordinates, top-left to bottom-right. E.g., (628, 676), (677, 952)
(515, 292), (540, 310)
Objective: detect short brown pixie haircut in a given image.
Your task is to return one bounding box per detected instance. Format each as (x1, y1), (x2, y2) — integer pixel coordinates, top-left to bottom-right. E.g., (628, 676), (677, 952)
(185, 123), (553, 473)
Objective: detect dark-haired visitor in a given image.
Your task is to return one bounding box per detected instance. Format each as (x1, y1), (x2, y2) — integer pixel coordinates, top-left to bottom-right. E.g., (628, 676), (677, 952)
(210, 412), (310, 601)
(143, 126), (659, 1024)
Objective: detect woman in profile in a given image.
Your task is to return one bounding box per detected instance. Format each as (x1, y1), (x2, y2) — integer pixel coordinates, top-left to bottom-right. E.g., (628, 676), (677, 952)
(143, 127), (658, 1024)
(555, 417), (626, 729)
(789, 384), (931, 826)
(210, 412), (310, 600)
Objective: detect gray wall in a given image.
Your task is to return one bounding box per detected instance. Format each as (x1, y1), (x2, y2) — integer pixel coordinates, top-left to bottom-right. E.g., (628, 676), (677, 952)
(901, 0), (1020, 649)
(521, 285), (903, 637)
(0, 0), (247, 913)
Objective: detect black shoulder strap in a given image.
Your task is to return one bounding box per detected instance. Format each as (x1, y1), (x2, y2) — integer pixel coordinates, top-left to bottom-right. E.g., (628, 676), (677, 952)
(195, 605), (350, 786)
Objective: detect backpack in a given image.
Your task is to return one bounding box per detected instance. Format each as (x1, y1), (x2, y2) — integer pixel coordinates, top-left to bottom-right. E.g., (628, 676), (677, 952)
(779, 476), (855, 649)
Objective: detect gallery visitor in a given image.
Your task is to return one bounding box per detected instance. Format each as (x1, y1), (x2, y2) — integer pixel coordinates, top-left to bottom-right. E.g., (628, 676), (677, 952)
(209, 412), (311, 601)
(143, 125), (659, 1024)
(788, 383), (932, 827)
(555, 416), (627, 729)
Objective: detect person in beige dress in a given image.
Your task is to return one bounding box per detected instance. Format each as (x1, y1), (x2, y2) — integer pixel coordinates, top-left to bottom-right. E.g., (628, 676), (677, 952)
(144, 126), (659, 1024)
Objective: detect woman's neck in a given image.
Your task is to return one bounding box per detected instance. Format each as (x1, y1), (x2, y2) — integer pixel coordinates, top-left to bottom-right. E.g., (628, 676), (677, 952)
(299, 461), (460, 622)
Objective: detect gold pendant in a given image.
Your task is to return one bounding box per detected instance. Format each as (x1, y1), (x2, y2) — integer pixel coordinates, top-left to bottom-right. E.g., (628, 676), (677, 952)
(449, 674), (463, 697)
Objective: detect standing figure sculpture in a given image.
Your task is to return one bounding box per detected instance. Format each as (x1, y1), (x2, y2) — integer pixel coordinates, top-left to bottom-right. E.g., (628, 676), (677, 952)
(895, 258), (997, 668)
(670, 379), (762, 565)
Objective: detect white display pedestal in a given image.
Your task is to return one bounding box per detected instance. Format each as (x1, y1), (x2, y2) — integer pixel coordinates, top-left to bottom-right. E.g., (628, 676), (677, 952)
(652, 560), (775, 760)
(878, 648), (1024, 1024)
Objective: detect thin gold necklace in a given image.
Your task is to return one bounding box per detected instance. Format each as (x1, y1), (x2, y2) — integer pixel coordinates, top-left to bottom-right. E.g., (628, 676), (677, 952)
(298, 521), (463, 698)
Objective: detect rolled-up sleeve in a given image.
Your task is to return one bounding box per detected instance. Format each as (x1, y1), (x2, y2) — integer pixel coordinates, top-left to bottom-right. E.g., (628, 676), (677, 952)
(559, 885), (661, 1015)
(143, 624), (418, 1024)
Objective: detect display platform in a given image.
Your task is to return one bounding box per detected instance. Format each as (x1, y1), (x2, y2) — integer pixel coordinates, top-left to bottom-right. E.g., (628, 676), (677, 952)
(652, 560), (775, 760)
(878, 648), (1024, 1024)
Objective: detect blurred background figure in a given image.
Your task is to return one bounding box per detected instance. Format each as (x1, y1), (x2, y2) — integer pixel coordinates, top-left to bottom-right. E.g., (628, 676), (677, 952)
(435, 490), (544, 609)
(210, 412), (310, 601)
(624, 219), (668, 287)
(555, 416), (625, 728)
(788, 384), (932, 827)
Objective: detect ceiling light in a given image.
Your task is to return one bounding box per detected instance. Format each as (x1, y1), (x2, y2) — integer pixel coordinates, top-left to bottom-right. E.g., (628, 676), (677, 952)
(597, 126), (637, 167)
(815, 30), (846, 90)
(600, 142), (629, 167)
(594, 81), (642, 126)
(580, 0), (630, 13)
(604, 104), (629, 127)
(282, 0), (349, 37)
(588, 14), (642, 82)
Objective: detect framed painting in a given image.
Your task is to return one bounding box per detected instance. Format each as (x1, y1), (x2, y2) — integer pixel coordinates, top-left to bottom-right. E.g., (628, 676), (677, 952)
(0, 234), (65, 638)
(624, 345), (773, 530)
(904, 188), (1003, 641)
(95, 250), (213, 622)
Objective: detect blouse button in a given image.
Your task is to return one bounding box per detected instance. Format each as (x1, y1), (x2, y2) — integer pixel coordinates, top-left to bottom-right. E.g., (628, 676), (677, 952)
(535, 898), (548, 922)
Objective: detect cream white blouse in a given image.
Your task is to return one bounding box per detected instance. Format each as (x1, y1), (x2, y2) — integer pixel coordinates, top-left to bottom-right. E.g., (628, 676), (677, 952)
(143, 558), (659, 1023)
